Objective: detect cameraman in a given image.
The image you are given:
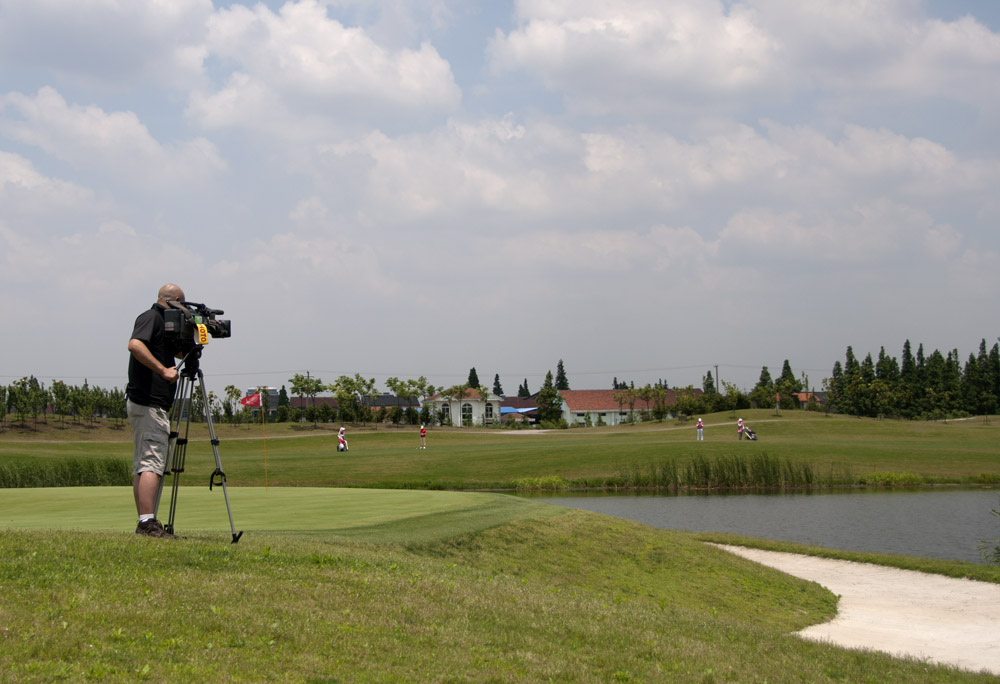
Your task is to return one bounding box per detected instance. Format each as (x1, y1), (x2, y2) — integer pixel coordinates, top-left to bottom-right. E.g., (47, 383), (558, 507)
(126, 283), (184, 538)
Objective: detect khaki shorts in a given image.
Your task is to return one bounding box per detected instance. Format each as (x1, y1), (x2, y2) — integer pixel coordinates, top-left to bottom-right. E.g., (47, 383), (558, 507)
(127, 399), (171, 476)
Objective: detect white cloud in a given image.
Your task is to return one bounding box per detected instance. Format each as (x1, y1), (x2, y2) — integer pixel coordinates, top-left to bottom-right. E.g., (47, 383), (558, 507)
(0, 218), (194, 293)
(0, 0), (212, 90)
(490, 0), (1000, 115)
(751, 0), (1000, 102)
(290, 196), (329, 224)
(717, 200), (961, 264)
(490, 0), (781, 113)
(0, 151), (95, 208)
(189, 0), (460, 135)
(326, 116), (556, 221)
(329, 115), (996, 246)
(0, 87), (226, 189)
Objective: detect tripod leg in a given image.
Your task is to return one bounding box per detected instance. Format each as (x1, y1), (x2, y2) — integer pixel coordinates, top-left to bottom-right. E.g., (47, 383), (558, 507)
(196, 369), (243, 544)
(163, 373), (194, 534)
(154, 372), (191, 529)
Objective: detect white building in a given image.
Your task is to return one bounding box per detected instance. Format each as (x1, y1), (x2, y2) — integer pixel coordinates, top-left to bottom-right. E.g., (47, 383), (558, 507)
(422, 387), (502, 426)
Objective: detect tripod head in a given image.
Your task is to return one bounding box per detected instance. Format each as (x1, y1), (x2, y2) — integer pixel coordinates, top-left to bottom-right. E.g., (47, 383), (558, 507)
(176, 345), (204, 378)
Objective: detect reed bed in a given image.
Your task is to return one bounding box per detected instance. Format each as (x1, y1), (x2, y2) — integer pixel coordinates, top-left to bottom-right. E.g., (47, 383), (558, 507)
(614, 451), (821, 490)
(0, 457), (131, 488)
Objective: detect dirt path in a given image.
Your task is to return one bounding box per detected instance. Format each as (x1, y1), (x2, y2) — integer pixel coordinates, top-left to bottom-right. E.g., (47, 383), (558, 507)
(713, 545), (1000, 676)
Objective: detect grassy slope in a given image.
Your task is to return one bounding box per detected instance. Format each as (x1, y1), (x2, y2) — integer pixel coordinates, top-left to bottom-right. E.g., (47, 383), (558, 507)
(3, 509), (996, 683)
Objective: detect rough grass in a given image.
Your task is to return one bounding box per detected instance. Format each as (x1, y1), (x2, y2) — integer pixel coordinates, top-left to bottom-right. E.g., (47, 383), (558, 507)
(3, 510), (996, 683)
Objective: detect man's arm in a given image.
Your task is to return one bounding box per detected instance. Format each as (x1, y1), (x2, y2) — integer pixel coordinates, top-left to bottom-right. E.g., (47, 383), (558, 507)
(128, 338), (179, 384)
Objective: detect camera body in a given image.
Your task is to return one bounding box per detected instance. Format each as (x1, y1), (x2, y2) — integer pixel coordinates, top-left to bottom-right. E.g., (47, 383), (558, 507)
(164, 301), (231, 350)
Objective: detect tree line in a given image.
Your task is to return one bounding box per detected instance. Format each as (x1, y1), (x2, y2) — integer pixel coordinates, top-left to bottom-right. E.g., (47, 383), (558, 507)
(4, 342), (999, 431)
(823, 339), (1000, 419)
(1, 377), (127, 429)
(686, 338), (1000, 420)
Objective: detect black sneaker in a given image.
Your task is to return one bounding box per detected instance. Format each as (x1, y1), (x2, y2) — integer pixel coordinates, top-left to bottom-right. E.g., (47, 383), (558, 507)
(135, 518), (177, 539)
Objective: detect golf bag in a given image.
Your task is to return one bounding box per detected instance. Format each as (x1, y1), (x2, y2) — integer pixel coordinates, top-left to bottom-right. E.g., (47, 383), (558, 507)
(744, 426), (757, 441)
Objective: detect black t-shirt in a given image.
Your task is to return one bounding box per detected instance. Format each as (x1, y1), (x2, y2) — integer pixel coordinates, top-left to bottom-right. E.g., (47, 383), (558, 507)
(126, 304), (177, 410)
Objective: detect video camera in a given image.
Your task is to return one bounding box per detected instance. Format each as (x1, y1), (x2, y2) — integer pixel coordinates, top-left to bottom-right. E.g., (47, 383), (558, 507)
(164, 301), (231, 350)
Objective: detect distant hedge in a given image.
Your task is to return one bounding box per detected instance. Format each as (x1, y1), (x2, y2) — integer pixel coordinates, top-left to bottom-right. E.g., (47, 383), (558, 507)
(0, 458), (131, 488)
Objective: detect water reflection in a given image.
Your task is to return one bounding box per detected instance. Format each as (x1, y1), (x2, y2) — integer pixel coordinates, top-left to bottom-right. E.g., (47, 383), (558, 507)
(534, 488), (1000, 564)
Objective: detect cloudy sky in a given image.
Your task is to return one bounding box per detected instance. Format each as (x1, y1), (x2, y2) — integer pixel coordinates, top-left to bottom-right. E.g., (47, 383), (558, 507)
(2, 0), (999, 400)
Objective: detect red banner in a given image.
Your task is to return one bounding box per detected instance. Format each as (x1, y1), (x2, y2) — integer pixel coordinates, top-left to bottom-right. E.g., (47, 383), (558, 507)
(240, 393), (261, 407)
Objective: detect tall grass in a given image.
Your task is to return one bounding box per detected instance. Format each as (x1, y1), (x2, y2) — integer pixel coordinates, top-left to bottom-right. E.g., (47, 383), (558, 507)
(0, 457), (131, 487)
(615, 452), (821, 490)
(612, 452), (938, 491)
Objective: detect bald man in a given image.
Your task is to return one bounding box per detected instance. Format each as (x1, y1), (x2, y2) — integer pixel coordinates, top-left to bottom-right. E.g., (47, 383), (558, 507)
(126, 283), (185, 538)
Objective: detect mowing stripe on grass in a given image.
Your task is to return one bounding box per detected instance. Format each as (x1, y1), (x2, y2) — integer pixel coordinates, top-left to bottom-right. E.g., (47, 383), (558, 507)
(0, 486), (563, 542)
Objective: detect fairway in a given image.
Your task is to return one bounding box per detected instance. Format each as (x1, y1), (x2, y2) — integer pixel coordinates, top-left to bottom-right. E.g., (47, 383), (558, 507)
(0, 486), (562, 542)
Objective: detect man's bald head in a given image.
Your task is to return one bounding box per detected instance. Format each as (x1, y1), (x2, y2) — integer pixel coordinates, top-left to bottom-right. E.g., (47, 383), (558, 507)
(157, 283), (185, 305)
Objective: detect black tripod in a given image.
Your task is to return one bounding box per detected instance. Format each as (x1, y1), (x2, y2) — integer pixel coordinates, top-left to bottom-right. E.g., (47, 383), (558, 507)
(154, 346), (243, 543)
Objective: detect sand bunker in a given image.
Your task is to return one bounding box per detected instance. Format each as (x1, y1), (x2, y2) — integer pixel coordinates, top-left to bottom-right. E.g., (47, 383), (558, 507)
(714, 545), (1000, 676)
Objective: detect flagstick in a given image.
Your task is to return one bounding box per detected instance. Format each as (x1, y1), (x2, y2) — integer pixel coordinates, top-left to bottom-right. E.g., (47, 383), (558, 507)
(260, 387), (268, 491)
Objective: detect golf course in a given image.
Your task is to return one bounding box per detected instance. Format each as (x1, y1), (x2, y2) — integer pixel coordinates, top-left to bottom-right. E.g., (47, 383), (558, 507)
(2, 410), (999, 682)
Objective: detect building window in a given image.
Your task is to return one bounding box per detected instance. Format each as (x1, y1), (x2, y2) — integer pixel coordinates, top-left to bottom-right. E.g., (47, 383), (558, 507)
(485, 403), (494, 420)
(462, 403), (473, 425)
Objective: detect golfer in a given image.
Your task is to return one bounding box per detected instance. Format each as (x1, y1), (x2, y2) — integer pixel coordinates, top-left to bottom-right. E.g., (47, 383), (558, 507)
(737, 417), (744, 440)
(696, 418), (704, 441)
(419, 424), (427, 449)
(338, 426), (348, 452)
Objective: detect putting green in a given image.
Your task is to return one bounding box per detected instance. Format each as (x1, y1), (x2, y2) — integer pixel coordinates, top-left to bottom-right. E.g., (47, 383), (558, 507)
(0, 486), (562, 542)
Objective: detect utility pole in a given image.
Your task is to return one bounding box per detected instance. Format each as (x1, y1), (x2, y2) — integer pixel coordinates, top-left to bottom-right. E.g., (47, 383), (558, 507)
(714, 365), (720, 394)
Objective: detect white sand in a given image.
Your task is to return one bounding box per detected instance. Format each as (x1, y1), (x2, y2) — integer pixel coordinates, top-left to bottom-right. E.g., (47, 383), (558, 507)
(713, 544), (1000, 676)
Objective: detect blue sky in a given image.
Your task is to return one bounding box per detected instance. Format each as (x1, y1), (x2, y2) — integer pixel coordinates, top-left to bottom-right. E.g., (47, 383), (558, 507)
(2, 0), (999, 399)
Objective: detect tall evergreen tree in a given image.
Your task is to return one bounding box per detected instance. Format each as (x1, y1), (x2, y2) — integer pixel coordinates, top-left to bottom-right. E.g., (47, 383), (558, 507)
(922, 349), (946, 415)
(989, 343), (1000, 408)
(518, 379), (530, 398)
(844, 346), (860, 378)
(536, 371), (562, 424)
(775, 360), (802, 409)
(750, 366), (775, 408)
(555, 359), (570, 391)
(777, 360), (797, 388)
(492, 373), (504, 397)
(963, 350), (987, 414)
(825, 360), (844, 413)
(468, 367), (480, 388)
(901, 340), (916, 380)
(702, 370), (717, 395)
(860, 353), (875, 383)
(875, 347), (900, 383)
(896, 340), (917, 416)
(944, 349), (963, 413)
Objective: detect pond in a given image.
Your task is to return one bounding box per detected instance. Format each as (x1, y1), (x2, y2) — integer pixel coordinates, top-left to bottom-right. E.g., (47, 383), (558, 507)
(533, 488), (1000, 564)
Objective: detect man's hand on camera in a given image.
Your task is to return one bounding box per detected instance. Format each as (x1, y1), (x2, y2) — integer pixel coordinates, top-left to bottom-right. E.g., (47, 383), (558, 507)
(160, 366), (179, 384)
